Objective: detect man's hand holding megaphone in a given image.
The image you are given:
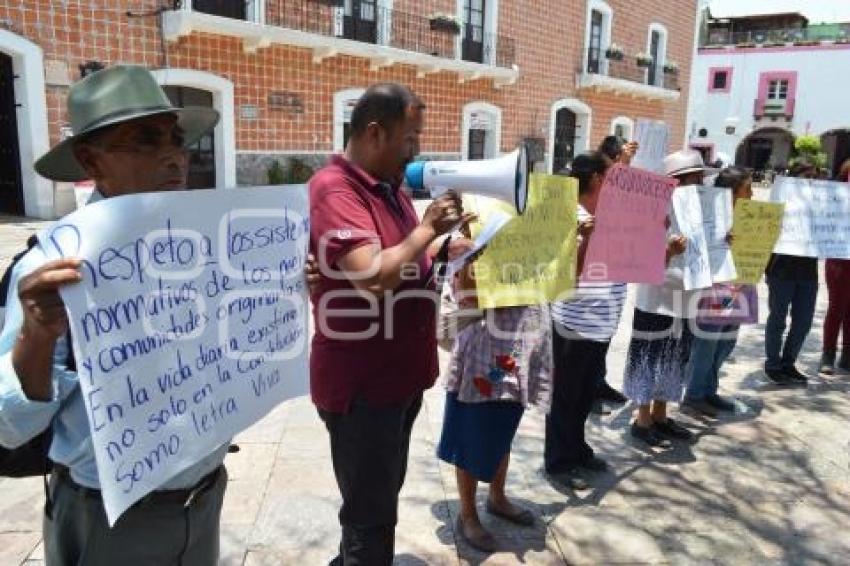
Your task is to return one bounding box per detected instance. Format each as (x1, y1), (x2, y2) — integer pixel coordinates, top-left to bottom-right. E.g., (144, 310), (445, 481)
(421, 191), (477, 239)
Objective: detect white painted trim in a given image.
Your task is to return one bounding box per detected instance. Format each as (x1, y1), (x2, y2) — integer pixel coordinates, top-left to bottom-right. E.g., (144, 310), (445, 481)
(577, 71), (680, 101)
(583, 0), (613, 76)
(684, 0), (711, 149)
(151, 68), (236, 190)
(163, 9), (519, 86)
(547, 98), (592, 173)
(647, 23), (669, 87)
(461, 101), (502, 160)
(611, 116), (635, 139)
(333, 87), (366, 153)
(0, 29), (52, 218)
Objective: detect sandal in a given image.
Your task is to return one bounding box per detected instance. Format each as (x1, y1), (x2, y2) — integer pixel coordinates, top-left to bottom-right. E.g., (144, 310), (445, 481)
(455, 516), (497, 553)
(485, 499), (535, 526)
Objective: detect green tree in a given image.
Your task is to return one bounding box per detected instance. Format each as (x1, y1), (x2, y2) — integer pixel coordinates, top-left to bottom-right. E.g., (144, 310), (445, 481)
(790, 134), (827, 169)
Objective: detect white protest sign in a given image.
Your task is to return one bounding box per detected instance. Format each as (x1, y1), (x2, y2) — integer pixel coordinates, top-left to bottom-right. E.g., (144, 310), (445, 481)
(632, 119), (670, 173)
(771, 176), (850, 258)
(446, 208), (512, 277)
(670, 185), (713, 290)
(38, 187), (310, 525)
(697, 185), (737, 282)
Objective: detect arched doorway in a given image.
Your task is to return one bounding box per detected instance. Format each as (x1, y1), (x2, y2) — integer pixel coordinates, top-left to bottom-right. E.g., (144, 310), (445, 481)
(553, 108), (577, 174)
(821, 129), (850, 179)
(0, 52), (22, 215)
(462, 101), (502, 160)
(735, 127), (794, 177)
(162, 86), (216, 189)
(0, 29), (51, 218)
(151, 68), (236, 190)
(549, 99), (592, 174)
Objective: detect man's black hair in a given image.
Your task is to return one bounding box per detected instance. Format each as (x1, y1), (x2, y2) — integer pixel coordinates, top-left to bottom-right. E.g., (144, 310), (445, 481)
(349, 83), (424, 138)
(566, 151), (609, 195)
(598, 135), (626, 161)
(714, 166), (751, 191)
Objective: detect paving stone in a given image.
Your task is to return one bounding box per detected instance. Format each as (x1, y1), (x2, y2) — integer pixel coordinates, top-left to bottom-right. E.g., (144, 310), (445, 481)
(0, 533), (41, 566)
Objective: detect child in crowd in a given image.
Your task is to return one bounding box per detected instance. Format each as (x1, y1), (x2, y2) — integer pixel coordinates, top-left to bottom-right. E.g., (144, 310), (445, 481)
(437, 226), (553, 553)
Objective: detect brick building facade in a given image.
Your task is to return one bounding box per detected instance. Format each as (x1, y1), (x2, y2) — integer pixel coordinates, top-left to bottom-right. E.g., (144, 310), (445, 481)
(0, 0), (697, 219)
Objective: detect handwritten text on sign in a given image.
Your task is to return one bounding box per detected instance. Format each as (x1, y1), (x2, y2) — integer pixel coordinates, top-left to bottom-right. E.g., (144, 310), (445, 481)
(583, 164), (678, 285)
(39, 187), (310, 525)
(466, 174), (578, 308)
(770, 176), (850, 259)
(671, 185), (713, 291)
(731, 199), (785, 284)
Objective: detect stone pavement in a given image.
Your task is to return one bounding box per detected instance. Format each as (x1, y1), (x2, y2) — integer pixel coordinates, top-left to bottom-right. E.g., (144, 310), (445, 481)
(1, 214), (849, 565)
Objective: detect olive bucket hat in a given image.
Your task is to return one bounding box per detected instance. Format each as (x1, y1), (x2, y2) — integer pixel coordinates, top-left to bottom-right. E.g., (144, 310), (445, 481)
(34, 64), (220, 182)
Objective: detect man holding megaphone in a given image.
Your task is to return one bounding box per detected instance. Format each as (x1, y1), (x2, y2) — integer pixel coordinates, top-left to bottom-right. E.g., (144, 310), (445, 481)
(308, 83), (473, 566)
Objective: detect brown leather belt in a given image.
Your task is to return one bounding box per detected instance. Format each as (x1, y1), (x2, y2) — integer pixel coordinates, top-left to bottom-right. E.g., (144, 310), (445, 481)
(52, 464), (222, 508)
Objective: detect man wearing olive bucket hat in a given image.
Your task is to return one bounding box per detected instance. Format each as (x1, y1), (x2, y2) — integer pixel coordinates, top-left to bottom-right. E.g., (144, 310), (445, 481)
(0, 65), (228, 565)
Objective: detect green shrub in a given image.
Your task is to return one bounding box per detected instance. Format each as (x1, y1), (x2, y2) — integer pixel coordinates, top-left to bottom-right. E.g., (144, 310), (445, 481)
(267, 158), (315, 185)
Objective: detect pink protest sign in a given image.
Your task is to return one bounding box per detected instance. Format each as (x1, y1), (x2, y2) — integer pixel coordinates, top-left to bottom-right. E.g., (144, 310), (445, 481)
(582, 164), (678, 284)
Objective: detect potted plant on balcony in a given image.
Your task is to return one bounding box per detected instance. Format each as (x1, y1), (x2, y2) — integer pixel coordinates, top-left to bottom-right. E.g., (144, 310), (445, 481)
(662, 60), (679, 74)
(429, 12), (462, 34)
(604, 43), (624, 61)
(635, 52), (653, 68)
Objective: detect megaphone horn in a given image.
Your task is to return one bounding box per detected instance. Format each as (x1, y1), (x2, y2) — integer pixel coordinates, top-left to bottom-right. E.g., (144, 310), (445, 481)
(405, 145), (530, 214)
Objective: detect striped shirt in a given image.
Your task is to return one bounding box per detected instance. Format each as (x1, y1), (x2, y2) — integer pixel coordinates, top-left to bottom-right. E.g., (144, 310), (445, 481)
(551, 206), (628, 342)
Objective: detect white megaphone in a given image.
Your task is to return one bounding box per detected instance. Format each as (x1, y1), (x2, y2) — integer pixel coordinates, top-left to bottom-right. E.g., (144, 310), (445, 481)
(404, 145), (530, 214)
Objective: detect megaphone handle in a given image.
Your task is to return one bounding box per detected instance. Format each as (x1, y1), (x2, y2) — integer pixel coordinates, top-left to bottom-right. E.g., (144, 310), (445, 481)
(424, 236), (452, 288)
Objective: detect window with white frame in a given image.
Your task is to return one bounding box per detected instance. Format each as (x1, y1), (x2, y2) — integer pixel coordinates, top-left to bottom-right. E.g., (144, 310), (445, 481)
(611, 116), (634, 140)
(646, 23), (668, 87)
(767, 79), (789, 100)
(584, 1), (613, 75)
(462, 102), (501, 160)
(334, 88), (366, 152)
(456, 0), (500, 65)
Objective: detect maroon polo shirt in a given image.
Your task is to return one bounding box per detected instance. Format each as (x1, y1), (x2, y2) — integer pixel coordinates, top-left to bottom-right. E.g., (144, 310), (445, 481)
(309, 155), (439, 414)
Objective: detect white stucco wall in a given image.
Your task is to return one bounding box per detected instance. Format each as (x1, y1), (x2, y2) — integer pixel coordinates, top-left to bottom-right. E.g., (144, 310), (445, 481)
(689, 45), (850, 163)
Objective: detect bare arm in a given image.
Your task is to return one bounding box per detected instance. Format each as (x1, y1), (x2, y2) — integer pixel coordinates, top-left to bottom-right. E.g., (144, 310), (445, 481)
(337, 193), (475, 296)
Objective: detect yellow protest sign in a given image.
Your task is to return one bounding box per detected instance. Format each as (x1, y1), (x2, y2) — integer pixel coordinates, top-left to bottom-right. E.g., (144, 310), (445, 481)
(732, 199), (786, 284)
(465, 174), (578, 308)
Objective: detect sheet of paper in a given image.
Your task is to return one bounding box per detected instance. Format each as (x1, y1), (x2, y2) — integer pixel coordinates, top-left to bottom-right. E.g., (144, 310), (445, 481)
(446, 209), (512, 277)
(38, 186), (310, 525)
(771, 176), (850, 258)
(465, 174), (578, 308)
(697, 185), (737, 282)
(731, 199), (785, 284)
(632, 119), (671, 174)
(670, 185), (713, 291)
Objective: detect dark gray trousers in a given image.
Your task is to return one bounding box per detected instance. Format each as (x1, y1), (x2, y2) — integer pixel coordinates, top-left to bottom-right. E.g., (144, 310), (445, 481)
(44, 467), (227, 566)
(319, 394), (423, 566)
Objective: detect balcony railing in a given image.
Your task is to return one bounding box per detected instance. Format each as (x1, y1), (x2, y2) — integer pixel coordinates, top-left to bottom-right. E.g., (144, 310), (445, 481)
(754, 97), (795, 119)
(585, 47), (679, 91)
(190, 0), (516, 68)
(703, 24), (850, 47)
